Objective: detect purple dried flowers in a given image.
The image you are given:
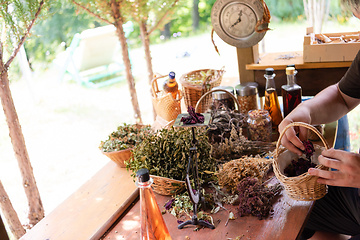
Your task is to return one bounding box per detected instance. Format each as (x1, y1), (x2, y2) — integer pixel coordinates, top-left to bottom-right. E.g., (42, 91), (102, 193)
(302, 140), (315, 159)
(180, 106), (205, 124)
(164, 198), (175, 210)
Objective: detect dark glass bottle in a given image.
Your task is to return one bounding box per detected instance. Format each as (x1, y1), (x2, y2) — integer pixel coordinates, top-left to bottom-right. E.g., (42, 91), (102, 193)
(163, 71), (179, 100)
(263, 68), (283, 129)
(136, 169), (172, 240)
(281, 66), (302, 117)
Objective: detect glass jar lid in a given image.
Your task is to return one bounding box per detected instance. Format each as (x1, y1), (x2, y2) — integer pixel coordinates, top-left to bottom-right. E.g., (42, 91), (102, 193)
(235, 82), (258, 96)
(212, 86), (234, 100)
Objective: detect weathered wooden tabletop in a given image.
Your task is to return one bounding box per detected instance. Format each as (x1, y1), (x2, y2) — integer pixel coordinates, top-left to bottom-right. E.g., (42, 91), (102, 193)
(102, 176), (314, 240)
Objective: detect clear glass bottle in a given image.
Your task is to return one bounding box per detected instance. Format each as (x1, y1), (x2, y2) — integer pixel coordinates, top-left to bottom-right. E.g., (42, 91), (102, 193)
(136, 169), (172, 240)
(163, 71), (179, 100)
(263, 68), (283, 129)
(281, 66), (302, 118)
(247, 109), (272, 142)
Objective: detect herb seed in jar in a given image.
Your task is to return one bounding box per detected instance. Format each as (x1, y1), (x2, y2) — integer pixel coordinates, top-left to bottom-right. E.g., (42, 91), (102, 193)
(212, 86), (235, 110)
(247, 109), (272, 142)
(235, 83), (259, 115)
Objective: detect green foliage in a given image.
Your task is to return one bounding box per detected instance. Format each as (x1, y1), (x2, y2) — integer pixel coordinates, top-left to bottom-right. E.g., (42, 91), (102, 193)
(0, 0), (50, 61)
(127, 127), (216, 182)
(25, 1), (103, 67)
(265, 0), (304, 20)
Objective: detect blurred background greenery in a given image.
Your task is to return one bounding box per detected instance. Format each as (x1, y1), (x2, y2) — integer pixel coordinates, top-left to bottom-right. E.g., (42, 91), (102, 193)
(16, 0), (352, 76)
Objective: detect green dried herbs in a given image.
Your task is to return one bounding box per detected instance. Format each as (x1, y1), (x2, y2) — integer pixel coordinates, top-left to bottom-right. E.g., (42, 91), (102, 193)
(99, 123), (152, 152)
(126, 126), (216, 182)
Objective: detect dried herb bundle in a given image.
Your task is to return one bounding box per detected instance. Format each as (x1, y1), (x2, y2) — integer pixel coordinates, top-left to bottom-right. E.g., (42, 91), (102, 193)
(216, 156), (271, 194)
(99, 124), (152, 152)
(237, 177), (283, 220)
(207, 108), (275, 161)
(126, 127), (216, 181)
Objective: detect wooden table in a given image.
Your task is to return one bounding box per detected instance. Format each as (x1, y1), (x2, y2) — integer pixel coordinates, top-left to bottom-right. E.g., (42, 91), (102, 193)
(245, 51), (352, 97)
(102, 178), (312, 240)
(20, 122), (337, 240)
(101, 122), (337, 240)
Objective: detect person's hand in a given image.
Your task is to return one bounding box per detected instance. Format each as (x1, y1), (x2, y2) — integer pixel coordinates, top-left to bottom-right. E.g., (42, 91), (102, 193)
(308, 148), (360, 188)
(278, 107), (311, 156)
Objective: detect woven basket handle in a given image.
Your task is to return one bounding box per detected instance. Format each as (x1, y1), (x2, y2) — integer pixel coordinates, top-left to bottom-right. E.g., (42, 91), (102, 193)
(151, 74), (182, 101)
(276, 122), (330, 157)
(195, 89), (240, 113)
(151, 74), (166, 98)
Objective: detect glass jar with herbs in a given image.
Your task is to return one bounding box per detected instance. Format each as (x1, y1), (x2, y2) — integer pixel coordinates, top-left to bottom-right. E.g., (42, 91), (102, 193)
(247, 109), (272, 142)
(235, 82), (259, 115)
(211, 86), (235, 110)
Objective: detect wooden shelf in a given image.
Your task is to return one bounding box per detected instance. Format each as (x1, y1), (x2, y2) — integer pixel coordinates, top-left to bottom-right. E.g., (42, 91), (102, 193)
(246, 51), (352, 70)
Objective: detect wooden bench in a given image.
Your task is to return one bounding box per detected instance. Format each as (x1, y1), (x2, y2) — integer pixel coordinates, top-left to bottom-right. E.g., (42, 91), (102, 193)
(20, 161), (138, 240)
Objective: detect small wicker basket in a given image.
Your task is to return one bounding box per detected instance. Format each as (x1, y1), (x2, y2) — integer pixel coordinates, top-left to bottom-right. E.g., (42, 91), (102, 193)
(273, 122), (329, 201)
(179, 68), (225, 113)
(151, 74), (182, 122)
(150, 175), (186, 196)
(102, 148), (133, 168)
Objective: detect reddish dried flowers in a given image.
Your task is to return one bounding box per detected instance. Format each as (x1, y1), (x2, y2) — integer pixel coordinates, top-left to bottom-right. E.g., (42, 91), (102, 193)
(180, 106), (205, 124)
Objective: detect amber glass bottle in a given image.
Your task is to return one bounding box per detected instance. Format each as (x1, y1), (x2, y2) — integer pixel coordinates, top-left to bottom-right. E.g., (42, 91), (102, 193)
(281, 66), (302, 117)
(136, 169), (172, 240)
(263, 68), (283, 129)
(163, 71), (179, 100)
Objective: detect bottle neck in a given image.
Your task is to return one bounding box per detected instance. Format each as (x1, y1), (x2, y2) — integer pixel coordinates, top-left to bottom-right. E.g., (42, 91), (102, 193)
(264, 74), (276, 90)
(136, 178), (153, 189)
(286, 72), (297, 86)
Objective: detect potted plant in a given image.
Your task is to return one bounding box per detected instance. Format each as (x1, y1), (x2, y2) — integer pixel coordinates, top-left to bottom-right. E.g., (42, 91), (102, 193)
(99, 123), (152, 167)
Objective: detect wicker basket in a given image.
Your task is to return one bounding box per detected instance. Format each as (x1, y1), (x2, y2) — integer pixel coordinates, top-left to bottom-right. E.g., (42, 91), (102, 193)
(195, 88), (241, 113)
(273, 122), (330, 201)
(150, 175), (186, 196)
(102, 148), (133, 168)
(151, 74), (182, 122)
(179, 68), (225, 113)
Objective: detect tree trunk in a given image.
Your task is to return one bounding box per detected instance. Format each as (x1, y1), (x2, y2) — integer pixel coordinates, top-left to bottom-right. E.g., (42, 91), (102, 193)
(192, 0), (200, 32)
(139, 21), (156, 121)
(0, 181), (25, 239)
(0, 67), (44, 227)
(110, 0), (143, 124)
(304, 0), (329, 33)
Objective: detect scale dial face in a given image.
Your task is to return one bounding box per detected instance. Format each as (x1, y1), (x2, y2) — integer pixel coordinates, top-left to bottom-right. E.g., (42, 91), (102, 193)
(211, 0), (267, 48)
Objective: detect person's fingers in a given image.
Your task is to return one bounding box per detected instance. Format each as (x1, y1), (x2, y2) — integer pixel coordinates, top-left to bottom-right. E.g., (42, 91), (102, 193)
(280, 133), (303, 155)
(282, 126), (305, 151)
(317, 154), (342, 170)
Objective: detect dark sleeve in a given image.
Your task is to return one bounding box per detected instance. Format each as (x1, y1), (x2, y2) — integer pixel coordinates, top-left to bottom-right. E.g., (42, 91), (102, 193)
(338, 50), (360, 99)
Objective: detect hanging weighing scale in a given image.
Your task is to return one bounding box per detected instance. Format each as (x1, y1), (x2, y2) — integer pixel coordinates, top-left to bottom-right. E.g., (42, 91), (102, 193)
(211, 0), (270, 82)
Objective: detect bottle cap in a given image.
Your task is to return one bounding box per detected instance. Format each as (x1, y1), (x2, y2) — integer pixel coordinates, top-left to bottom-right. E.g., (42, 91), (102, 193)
(136, 168), (150, 183)
(286, 67), (295, 75)
(235, 83), (258, 96)
(265, 68), (274, 75)
(169, 71), (175, 79)
(287, 64), (295, 68)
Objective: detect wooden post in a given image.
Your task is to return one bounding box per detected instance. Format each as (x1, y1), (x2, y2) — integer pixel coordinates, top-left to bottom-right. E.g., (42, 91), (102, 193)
(236, 45), (259, 83)
(0, 213), (10, 240)
(0, 180), (26, 239)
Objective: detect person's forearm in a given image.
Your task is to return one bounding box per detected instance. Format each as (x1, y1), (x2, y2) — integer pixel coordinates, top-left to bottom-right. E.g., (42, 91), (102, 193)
(293, 84), (349, 125)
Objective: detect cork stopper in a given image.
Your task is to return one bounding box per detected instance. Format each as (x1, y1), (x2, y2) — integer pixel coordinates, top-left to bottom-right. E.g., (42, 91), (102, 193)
(286, 67), (295, 75)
